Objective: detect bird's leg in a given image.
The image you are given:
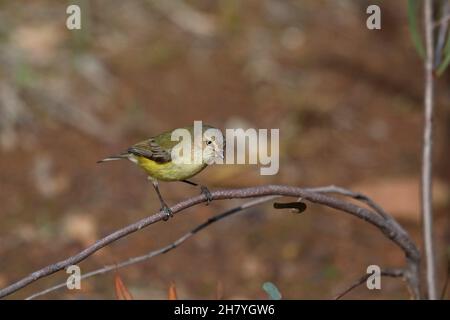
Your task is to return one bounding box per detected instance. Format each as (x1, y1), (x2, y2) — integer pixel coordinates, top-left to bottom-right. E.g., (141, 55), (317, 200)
(150, 178), (173, 221)
(181, 180), (198, 186)
(182, 180), (213, 205)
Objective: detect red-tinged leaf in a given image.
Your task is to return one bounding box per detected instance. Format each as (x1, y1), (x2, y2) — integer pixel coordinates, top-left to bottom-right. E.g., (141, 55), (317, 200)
(114, 273), (133, 300)
(168, 281), (178, 300)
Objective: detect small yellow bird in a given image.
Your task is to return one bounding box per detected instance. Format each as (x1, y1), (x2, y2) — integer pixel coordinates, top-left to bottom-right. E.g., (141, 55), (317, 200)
(98, 125), (224, 220)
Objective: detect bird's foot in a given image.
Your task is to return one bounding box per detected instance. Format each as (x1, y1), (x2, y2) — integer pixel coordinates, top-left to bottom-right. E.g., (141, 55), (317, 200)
(200, 186), (213, 205)
(161, 205), (173, 221)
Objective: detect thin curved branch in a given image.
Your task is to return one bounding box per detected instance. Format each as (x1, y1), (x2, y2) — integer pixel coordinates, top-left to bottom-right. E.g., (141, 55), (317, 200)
(0, 185), (421, 299)
(306, 185), (391, 220)
(25, 196), (280, 300)
(334, 268), (405, 300)
(307, 185), (410, 239)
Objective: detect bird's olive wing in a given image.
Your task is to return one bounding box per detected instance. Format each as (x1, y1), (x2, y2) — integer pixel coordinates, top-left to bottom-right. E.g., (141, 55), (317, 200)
(127, 139), (172, 163)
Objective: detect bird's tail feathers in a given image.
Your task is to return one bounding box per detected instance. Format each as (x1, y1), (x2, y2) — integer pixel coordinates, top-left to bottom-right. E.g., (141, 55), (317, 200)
(97, 153), (130, 163)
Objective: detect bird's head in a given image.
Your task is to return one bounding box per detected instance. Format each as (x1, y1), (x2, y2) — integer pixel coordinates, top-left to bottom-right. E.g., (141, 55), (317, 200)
(203, 129), (224, 165)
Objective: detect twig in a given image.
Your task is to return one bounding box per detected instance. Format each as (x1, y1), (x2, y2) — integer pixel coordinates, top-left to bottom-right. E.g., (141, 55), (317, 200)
(334, 269), (404, 300)
(423, 0), (438, 300)
(306, 185), (391, 220)
(25, 196), (279, 300)
(307, 185), (411, 240)
(0, 185), (421, 299)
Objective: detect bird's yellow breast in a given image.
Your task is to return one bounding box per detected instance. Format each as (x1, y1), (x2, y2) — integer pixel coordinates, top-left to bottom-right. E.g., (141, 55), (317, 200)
(136, 156), (207, 181)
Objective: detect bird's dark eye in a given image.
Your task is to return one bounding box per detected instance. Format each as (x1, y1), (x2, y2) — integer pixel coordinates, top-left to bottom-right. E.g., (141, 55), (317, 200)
(206, 140), (212, 145)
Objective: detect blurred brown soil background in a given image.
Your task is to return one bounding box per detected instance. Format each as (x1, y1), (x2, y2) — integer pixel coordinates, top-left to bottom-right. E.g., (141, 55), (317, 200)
(0, 0), (449, 299)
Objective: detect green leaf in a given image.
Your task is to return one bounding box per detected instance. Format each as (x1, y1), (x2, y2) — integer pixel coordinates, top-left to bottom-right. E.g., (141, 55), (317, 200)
(437, 30), (450, 76)
(262, 282), (282, 300)
(407, 0), (425, 58)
